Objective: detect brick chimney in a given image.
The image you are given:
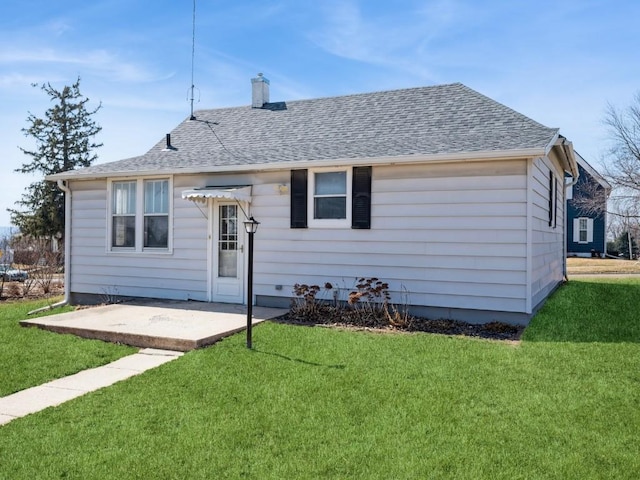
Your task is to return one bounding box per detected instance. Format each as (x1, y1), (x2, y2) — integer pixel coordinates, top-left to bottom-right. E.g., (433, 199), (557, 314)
(251, 73), (270, 108)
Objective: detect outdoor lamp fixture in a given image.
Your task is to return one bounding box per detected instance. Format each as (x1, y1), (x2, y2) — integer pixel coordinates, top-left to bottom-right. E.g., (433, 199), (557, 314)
(243, 216), (260, 349)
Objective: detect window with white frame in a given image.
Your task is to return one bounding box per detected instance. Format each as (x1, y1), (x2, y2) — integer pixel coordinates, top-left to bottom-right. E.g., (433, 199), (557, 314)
(143, 179), (169, 248)
(290, 166), (371, 229)
(110, 178), (171, 251)
(573, 217), (593, 244)
(313, 171), (347, 219)
(112, 181), (136, 248)
(579, 218), (588, 242)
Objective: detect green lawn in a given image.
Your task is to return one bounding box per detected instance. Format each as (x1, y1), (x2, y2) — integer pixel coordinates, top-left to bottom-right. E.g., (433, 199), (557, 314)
(1, 279), (639, 479)
(0, 298), (136, 396)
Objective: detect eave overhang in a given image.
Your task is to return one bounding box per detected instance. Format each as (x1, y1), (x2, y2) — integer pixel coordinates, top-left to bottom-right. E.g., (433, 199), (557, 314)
(545, 132), (579, 179)
(46, 147), (552, 182)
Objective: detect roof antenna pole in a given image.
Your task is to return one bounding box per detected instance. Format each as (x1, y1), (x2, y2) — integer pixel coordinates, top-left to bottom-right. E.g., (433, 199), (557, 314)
(189, 0), (197, 120)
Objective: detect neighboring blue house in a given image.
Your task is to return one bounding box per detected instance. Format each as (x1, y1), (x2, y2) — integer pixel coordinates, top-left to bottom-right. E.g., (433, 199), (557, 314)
(566, 152), (610, 257)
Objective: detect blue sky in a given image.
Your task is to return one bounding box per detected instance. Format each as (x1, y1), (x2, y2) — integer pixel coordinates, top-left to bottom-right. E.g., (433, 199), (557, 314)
(1, 0), (639, 226)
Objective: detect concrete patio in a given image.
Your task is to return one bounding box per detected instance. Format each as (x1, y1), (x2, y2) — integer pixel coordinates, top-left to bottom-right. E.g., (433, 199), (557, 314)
(20, 300), (288, 351)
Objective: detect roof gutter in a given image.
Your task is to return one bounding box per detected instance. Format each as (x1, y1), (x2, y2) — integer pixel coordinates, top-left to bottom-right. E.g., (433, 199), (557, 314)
(547, 133), (579, 179)
(555, 137), (579, 282)
(45, 147), (548, 182)
(56, 179), (71, 306)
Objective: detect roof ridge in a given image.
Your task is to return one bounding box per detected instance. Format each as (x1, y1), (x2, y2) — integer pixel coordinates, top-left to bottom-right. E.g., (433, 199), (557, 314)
(193, 82), (466, 114)
(49, 81), (563, 180)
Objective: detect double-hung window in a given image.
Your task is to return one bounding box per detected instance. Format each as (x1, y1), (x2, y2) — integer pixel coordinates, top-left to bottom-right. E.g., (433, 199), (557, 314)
(579, 218), (588, 242)
(112, 181), (136, 248)
(110, 178), (171, 251)
(313, 171), (348, 220)
(290, 166), (371, 229)
(574, 217), (593, 244)
(144, 180), (169, 248)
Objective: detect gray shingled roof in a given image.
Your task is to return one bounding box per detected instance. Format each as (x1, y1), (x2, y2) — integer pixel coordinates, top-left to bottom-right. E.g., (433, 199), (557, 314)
(51, 82), (559, 179)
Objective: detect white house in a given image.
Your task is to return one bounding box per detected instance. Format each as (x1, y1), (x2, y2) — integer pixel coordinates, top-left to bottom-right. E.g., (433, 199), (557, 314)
(48, 78), (578, 325)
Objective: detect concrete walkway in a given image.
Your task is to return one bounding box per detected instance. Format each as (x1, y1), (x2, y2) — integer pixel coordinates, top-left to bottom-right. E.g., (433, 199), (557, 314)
(2, 300), (287, 426)
(0, 348), (183, 426)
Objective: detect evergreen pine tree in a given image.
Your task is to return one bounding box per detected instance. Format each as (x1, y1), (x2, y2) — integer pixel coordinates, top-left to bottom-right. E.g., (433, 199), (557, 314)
(10, 77), (102, 240)
(614, 231), (638, 259)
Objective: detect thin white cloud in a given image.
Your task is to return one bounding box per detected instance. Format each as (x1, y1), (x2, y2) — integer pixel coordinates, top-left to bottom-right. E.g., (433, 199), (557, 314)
(0, 47), (169, 84)
(307, 0), (473, 82)
(46, 19), (73, 37)
(0, 73), (43, 88)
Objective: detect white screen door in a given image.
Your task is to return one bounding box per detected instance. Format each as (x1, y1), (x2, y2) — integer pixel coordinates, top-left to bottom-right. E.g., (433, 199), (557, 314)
(211, 202), (244, 303)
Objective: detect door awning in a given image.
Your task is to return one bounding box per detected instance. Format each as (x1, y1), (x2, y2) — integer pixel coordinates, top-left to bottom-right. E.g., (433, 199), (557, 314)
(181, 186), (252, 204)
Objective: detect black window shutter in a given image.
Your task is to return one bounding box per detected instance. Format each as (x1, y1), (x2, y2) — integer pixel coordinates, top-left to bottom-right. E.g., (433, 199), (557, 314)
(352, 166), (372, 229)
(553, 177), (558, 228)
(548, 171), (554, 227)
(290, 169), (308, 228)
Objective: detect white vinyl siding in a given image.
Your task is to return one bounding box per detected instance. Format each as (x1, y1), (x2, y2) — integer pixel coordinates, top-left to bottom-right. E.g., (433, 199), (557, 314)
(573, 217), (593, 244)
(530, 156), (565, 309)
(68, 178), (208, 301)
(251, 160), (529, 314)
(67, 158), (563, 318)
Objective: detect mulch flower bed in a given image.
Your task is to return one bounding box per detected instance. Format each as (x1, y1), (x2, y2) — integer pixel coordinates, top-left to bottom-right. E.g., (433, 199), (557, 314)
(275, 307), (524, 341)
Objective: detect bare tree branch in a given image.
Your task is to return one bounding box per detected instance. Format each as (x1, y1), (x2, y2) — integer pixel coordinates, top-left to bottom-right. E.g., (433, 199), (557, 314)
(582, 94), (640, 232)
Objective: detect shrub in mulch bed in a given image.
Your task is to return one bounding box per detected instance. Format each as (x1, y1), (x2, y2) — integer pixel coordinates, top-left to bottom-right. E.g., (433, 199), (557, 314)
(276, 306), (524, 341)
(283, 280), (524, 341)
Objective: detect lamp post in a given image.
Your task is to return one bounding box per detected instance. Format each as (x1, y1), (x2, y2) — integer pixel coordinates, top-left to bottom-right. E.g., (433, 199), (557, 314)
(243, 216), (260, 349)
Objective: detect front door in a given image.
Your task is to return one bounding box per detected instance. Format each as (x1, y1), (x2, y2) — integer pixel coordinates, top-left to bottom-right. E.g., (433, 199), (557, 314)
(211, 202), (244, 303)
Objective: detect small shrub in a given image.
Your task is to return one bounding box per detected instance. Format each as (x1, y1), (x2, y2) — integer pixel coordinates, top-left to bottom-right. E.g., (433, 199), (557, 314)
(22, 276), (36, 297)
(290, 283), (336, 322)
(386, 303), (412, 328)
(33, 249), (62, 295)
(293, 283), (321, 306)
(285, 277), (522, 340)
(290, 277), (413, 328)
(348, 277), (390, 310)
(100, 287), (122, 305)
(347, 277), (411, 328)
